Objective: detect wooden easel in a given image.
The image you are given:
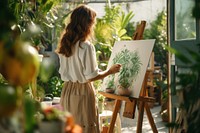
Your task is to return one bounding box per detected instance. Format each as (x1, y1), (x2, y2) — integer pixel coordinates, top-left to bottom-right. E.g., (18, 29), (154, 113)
(99, 20), (158, 133)
(132, 20), (146, 40)
(123, 20), (147, 119)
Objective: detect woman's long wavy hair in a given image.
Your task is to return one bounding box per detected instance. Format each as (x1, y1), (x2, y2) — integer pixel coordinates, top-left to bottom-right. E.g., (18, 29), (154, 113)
(55, 5), (96, 57)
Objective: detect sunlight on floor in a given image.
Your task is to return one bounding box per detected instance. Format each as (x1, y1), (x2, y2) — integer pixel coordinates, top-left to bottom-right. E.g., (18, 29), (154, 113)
(121, 105), (168, 133)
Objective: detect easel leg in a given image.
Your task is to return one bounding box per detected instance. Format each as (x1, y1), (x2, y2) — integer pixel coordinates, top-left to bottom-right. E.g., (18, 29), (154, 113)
(108, 100), (121, 133)
(136, 101), (145, 133)
(145, 103), (158, 133)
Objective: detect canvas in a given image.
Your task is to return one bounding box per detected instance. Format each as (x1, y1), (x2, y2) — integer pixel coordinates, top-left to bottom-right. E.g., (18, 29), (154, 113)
(101, 39), (155, 98)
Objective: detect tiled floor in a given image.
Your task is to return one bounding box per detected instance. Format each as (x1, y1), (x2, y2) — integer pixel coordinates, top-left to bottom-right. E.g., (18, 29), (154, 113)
(121, 105), (168, 133)
(103, 100), (168, 133)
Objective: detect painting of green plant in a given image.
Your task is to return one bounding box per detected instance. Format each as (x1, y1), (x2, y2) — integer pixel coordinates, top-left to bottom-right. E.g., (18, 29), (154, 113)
(114, 49), (142, 88)
(102, 40), (155, 97)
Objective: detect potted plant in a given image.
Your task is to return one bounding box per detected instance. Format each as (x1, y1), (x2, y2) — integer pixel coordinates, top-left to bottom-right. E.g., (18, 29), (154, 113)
(97, 93), (105, 114)
(101, 118), (109, 133)
(38, 106), (66, 133)
(105, 76), (115, 93)
(112, 49), (142, 96)
(38, 104), (83, 133)
(102, 76), (116, 101)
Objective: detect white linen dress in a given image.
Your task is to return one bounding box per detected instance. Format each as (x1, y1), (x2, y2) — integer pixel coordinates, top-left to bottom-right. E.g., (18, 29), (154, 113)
(58, 41), (100, 133)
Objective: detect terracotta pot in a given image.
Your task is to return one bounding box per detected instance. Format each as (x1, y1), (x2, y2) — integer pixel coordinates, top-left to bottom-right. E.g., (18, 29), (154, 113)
(39, 120), (65, 133)
(105, 88), (115, 93)
(117, 85), (132, 96)
(101, 126), (109, 133)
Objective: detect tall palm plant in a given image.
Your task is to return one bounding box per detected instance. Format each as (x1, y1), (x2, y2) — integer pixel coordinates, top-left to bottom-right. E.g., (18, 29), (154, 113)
(94, 4), (134, 69)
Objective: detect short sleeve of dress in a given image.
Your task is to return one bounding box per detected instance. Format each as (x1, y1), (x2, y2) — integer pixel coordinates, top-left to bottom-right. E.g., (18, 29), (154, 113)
(79, 42), (99, 80)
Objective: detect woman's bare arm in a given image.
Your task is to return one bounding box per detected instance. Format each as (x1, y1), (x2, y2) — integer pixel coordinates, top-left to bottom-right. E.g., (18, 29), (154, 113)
(88, 64), (121, 82)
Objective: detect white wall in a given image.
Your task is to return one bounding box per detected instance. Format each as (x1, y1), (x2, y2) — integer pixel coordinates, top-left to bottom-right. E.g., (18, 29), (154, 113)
(88, 0), (166, 27)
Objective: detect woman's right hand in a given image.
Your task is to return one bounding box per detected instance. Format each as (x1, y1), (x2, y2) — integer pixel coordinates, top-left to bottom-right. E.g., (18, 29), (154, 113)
(108, 64), (122, 74)
(87, 64), (122, 82)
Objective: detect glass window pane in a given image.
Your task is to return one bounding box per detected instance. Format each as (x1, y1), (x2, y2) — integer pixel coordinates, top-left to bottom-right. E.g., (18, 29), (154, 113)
(175, 0), (196, 40)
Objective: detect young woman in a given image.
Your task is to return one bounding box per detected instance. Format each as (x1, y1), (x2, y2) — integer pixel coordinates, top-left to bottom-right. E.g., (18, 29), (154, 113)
(56, 5), (121, 133)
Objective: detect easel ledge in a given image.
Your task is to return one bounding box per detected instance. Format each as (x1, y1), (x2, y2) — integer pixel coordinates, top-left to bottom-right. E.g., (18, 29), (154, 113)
(99, 91), (157, 133)
(99, 91), (155, 103)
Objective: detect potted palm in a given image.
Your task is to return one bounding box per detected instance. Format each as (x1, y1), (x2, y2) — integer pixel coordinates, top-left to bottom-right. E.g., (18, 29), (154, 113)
(112, 49), (142, 96)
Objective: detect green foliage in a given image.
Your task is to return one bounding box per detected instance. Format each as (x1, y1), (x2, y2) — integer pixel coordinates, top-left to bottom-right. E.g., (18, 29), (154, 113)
(47, 76), (63, 97)
(94, 4), (134, 68)
(93, 80), (105, 102)
(167, 46), (200, 132)
(192, 0), (200, 18)
(144, 10), (167, 76)
(174, 0), (197, 41)
(97, 93), (104, 102)
(8, 0), (67, 50)
(38, 75), (64, 97)
(40, 106), (66, 121)
(104, 5), (121, 24)
(0, 0), (17, 41)
(125, 22), (136, 38)
(39, 59), (55, 82)
(0, 74), (7, 84)
(112, 11), (134, 41)
(156, 79), (168, 101)
(24, 97), (38, 133)
(93, 80), (102, 91)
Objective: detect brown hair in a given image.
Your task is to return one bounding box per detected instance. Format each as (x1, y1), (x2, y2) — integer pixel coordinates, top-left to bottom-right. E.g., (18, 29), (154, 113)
(55, 5), (96, 57)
